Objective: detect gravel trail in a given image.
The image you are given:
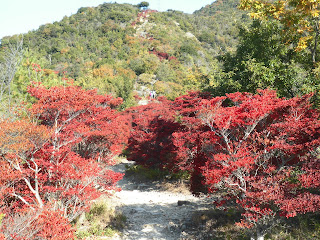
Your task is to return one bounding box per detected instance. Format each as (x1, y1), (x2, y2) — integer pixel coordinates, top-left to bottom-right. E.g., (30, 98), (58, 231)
(109, 159), (210, 240)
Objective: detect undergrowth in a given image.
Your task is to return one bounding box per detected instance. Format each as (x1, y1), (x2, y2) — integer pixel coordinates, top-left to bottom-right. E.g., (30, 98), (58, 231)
(186, 209), (320, 240)
(125, 164), (190, 182)
(266, 213), (320, 240)
(75, 200), (126, 239)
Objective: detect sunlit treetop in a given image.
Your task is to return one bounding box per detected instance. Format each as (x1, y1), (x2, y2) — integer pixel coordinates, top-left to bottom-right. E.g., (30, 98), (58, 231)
(240, 0), (320, 56)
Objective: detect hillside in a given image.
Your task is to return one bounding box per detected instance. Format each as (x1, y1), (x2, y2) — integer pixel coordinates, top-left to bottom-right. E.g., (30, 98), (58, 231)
(193, 0), (250, 52)
(0, 0), (249, 106)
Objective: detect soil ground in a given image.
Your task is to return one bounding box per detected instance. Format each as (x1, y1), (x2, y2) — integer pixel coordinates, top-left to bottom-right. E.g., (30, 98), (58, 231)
(108, 159), (215, 240)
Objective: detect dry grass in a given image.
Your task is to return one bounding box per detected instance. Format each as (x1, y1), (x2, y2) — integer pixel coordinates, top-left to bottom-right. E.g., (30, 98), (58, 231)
(124, 163), (191, 192)
(161, 180), (191, 194)
(182, 208), (247, 240)
(75, 197), (126, 239)
(181, 209), (320, 240)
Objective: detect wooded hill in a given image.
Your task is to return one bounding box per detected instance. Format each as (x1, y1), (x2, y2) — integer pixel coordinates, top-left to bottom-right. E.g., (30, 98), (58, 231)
(0, 0), (251, 107)
(1, 0), (319, 109)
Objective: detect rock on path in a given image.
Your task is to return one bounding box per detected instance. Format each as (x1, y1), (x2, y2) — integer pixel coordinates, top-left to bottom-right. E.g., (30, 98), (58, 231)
(109, 159), (209, 240)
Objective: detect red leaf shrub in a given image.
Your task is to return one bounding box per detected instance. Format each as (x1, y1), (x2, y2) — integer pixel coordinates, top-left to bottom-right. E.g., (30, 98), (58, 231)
(0, 207), (75, 240)
(34, 208), (75, 240)
(126, 89), (320, 235)
(126, 99), (179, 169)
(127, 92), (213, 193)
(149, 48), (177, 61)
(199, 90), (320, 231)
(0, 83), (128, 237)
(170, 91), (214, 193)
(28, 83), (129, 163)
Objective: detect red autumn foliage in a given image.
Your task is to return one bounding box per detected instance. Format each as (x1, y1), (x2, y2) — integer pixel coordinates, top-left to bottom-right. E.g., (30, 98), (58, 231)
(199, 89), (320, 229)
(126, 89), (320, 232)
(168, 56), (177, 61)
(0, 83), (128, 237)
(170, 92), (215, 194)
(149, 49), (174, 61)
(34, 208), (75, 240)
(126, 99), (179, 169)
(131, 9), (157, 27)
(126, 92), (213, 193)
(1, 72), (319, 238)
(0, 207), (75, 239)
(28, 82), (129, 163)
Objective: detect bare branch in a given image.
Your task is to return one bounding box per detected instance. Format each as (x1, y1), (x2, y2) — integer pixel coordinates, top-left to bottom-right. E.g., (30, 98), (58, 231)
(0, 36), (23, 112)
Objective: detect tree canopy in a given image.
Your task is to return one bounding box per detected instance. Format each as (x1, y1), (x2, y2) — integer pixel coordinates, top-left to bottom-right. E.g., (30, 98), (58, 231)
(240, 0), (320, 62)
(138, 1), (149, 9)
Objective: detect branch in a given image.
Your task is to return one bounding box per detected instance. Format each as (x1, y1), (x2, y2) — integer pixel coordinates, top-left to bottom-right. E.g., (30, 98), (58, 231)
(23, 177), (44, 208)
(236, 113), (269, 152)
(11, 193), (34, 210)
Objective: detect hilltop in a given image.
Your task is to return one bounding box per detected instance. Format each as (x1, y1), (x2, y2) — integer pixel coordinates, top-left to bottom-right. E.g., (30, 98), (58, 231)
(0, 0), (249, 107)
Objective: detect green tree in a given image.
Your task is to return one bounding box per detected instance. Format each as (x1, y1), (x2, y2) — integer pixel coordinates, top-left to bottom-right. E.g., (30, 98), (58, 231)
(218, 20), (318, 98)
(137, 1), (149, 9)
(156, 62), (176, 82)
(240, 0), (320, 63)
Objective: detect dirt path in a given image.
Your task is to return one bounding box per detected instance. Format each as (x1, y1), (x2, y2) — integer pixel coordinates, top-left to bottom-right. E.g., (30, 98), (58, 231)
(109, 159), (211, 240)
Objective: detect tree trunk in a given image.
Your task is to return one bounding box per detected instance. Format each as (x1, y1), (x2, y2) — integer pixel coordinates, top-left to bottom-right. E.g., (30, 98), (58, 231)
(251, 229), (265, 240)
(251, 235), (264, 240)
(312, 19), (319, 63)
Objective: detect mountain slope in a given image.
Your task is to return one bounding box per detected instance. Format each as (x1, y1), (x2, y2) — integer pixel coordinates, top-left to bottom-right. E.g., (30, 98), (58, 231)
(0, 1), (250, 105)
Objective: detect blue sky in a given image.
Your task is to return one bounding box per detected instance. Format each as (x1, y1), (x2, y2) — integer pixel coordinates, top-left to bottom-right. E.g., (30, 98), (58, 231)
(0, 0), (215, 39)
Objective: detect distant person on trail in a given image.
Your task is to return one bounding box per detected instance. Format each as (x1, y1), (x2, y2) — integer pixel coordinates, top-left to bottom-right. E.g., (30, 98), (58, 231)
(150, 90), (156, 99)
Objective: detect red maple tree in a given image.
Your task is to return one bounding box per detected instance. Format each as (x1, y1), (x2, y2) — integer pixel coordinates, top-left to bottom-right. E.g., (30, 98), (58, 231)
(126, 98), (179, 169)
(199, 90), (320, 238)
(0, 83), (128, 238)
(126, 89), (320, 239)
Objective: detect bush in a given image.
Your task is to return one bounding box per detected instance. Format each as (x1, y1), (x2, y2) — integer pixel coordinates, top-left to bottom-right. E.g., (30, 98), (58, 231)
(125, 89), (320, 238)
(76, 200), (126, 239)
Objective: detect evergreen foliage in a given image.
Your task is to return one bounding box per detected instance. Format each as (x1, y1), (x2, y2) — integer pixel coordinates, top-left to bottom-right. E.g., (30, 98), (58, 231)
(0, 1), (250, 104)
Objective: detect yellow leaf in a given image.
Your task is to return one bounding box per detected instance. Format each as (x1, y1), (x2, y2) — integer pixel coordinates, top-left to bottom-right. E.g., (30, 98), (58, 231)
(311, 10), (319, 17)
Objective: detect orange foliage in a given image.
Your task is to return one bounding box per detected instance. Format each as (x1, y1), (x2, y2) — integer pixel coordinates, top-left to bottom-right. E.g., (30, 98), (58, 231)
(0, 120), (51, 156)
(93, 65), (114, 78)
